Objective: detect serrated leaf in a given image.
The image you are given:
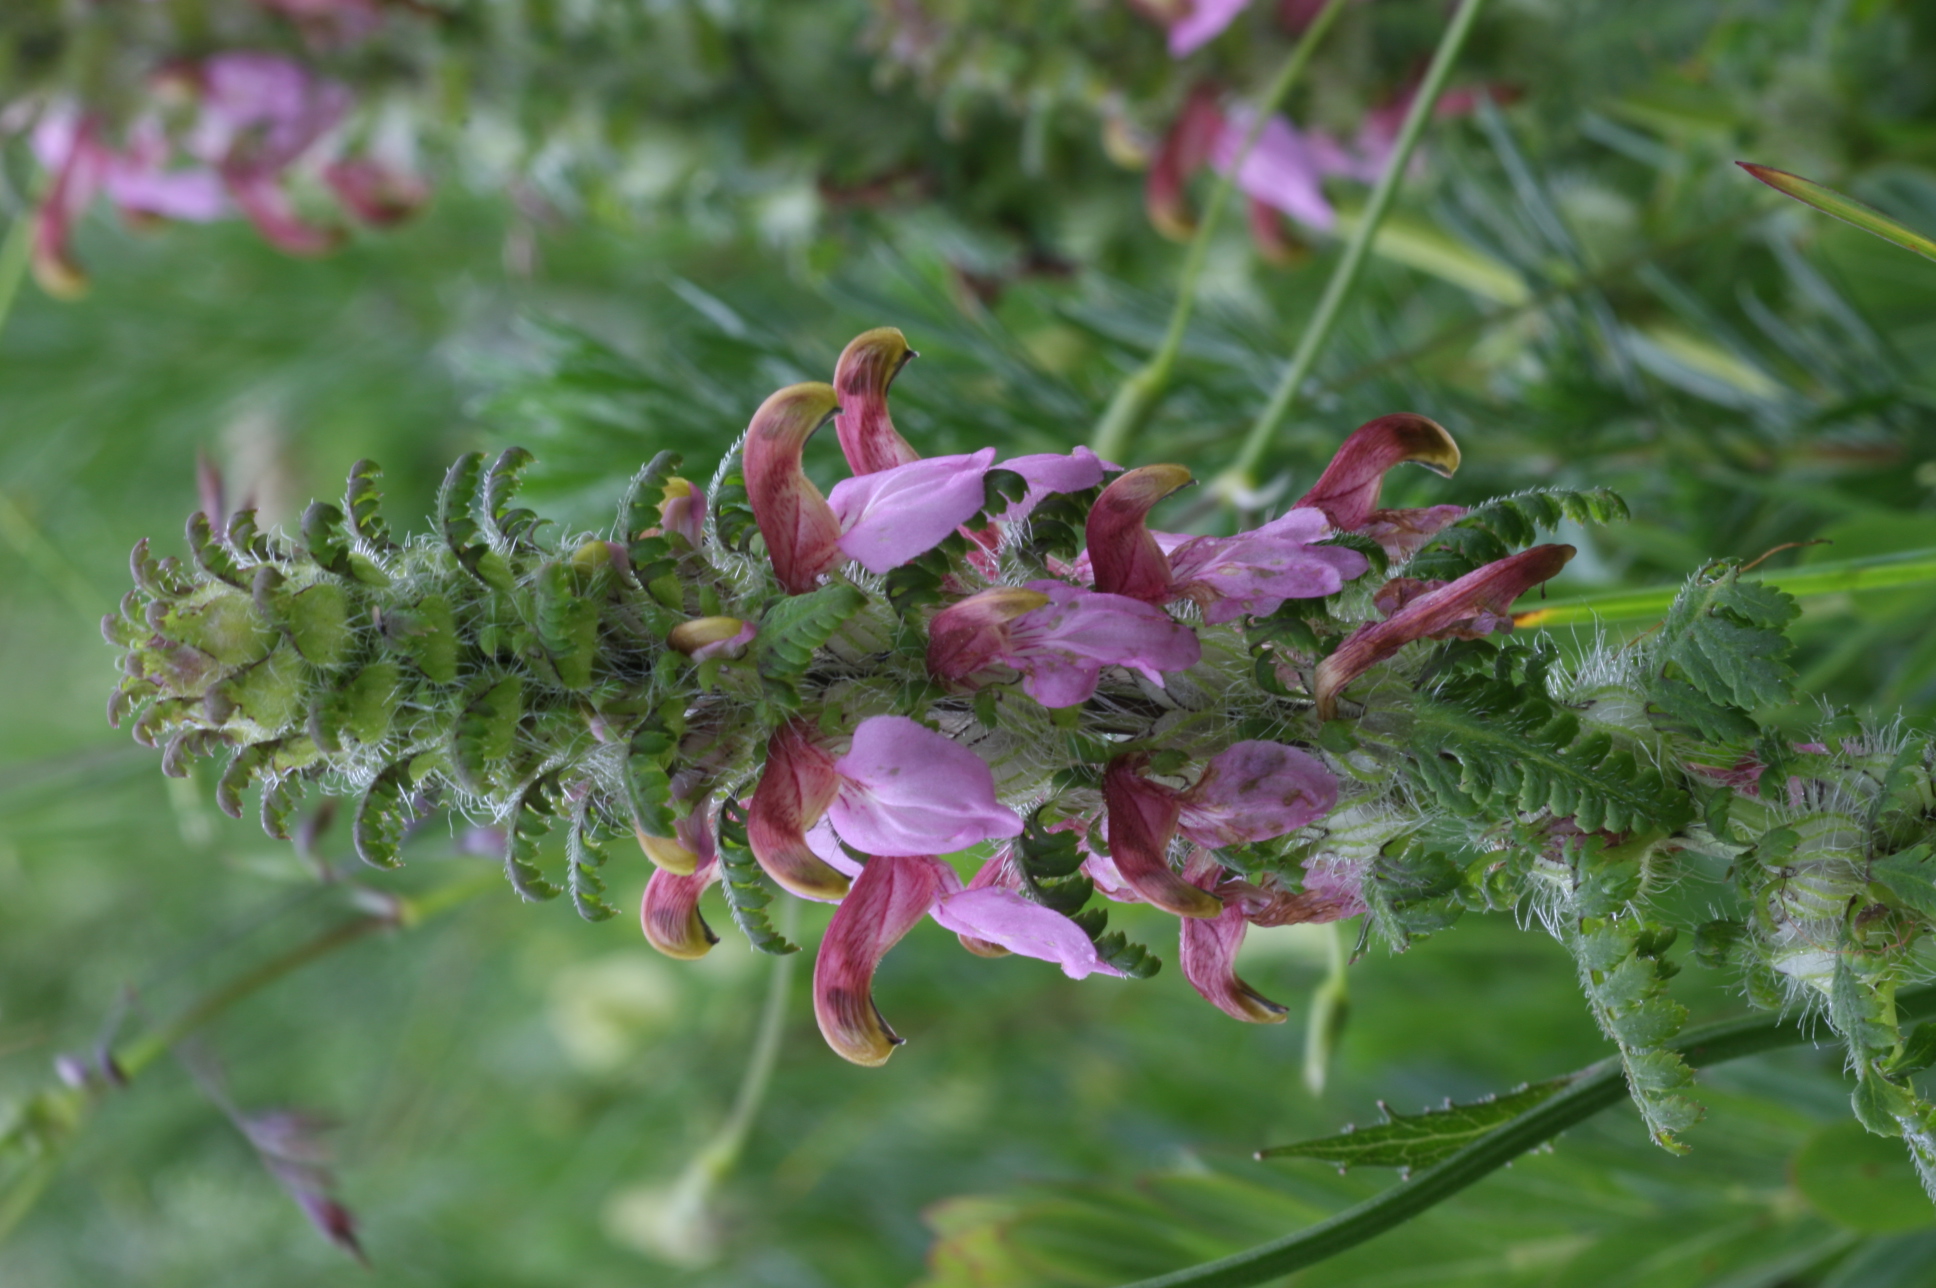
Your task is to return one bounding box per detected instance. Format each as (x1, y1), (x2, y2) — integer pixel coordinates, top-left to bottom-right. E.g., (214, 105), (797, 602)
(300, 502), (354, 578)
(343, 459), (394, 551)
(483, 447), (543, 549)
(754, 584), (868, 681)
(716, 801), (799, 955)
(503, 778), (562, 901)
(564, 801), (618, 922)
(1259, 1077), (1573, 1170)
(1654, 563), (1798, 713)
(353, 760), (415, 869)
(616, 450), (683, 544)
(1872, 845), (1936, 920)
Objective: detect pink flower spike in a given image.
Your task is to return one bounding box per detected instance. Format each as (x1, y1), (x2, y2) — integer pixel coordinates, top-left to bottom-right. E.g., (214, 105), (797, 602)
(1294, 413), (1462, 532)
(1101, 756), (1223, 919)
(1086, 465), (1193, 603)
(641, 853), (720, 960)
(1214, 108), (1337, 232)
(930, 885), (1125, 979)
(1314, 544), (1576, 720)
(1178, 851), (1288, 1022)
(832, 328), (921, 476)
(742, 383), (844, 594)
(829, 716), (1023, 856)
(747, 719), (852, 900)
(828, 450), (996, 574)
(1178, 741), (1339, 846)
(1168, 0), (1253, 57)
(814, 854), (953, 1066)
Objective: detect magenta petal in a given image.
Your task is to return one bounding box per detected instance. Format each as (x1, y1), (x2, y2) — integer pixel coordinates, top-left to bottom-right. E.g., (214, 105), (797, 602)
(830, 715), (1023, 856)
(1008, 582), (1201, 707)
(929, 887), (1125, 979)
(1178, 853), (1288, 1022)
(1294, 414), (1462, 532)
(1168, 0), (1254, 57)
(1214, 110), (1335, 232)
(640, 852), (720, 961)
(1179, 741), (1339, 846)
(998, 447), (1112, 521)
(813, 854), (952, 1066)
(1169, 533), (1363, 624)
(829, 449), (995, 574)
(805, 818), (866, 880)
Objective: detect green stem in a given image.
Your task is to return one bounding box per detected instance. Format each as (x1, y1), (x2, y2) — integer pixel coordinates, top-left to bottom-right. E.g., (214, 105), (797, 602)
(1090, 0), (1352, 463)
(1118, 984), (1936, 1288)
(1515, 546), (1936, 630)
(1301, 921), (1348, 1097)
(1222, 0), (1490, 494)
(691, 900), (799, 1181)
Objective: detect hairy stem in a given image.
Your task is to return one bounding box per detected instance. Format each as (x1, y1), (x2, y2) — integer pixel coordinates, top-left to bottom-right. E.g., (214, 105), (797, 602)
(1117, 984), (1936, 1288)
(1089, 0), (1352, 463)
(1222, 0), (1490, 494)
(1301, 921), (1348, 1097)
(1514, 546), (1936, 630)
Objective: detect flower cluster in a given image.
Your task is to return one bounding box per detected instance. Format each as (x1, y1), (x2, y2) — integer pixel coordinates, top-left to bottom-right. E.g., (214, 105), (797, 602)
(105, 324), (1936, 1187)
(29, 50), (424, 298)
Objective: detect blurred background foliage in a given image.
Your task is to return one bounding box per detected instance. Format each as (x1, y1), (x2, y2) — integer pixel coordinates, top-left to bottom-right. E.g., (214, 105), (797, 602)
(6, 0), (1936, 1284)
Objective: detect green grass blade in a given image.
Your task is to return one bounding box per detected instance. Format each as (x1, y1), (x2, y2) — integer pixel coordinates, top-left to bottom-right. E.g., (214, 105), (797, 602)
(1738, 163), (1936, 263)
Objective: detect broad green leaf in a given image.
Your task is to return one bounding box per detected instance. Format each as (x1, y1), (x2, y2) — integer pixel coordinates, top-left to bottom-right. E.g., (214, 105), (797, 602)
(1258, 1078), (1572, 1171)
(1792, 1120), (1936, 1234)
(1739, 163), (1936, 264)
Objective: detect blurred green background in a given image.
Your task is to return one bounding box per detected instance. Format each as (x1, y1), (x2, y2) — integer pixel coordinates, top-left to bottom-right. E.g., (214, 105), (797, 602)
(7, 1), (1936, 1284)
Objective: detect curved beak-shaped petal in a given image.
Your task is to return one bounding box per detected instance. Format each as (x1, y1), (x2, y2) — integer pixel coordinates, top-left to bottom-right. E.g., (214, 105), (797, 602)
(743, 383), (844, 594)
(321, 158), (430, 227)
(1178, 851), (1288, 1022)
(1314, 543), (1575, 719)
(926, 587), (1053, 687)
(635, 793), (722, 876)
(641, 852), (720, 959)
(832, 328), (921, 476)
(1295, 414), (1461, 532)
(1178, 740), (1339, 845)
(223, 170), (345, 256)
(1101, 756), (1223, 919)
(1085, 465), (1193, 604)
(828, 715), (1024, 856)
(814, 854), (953, 1065)
(747, 719), (852, 900)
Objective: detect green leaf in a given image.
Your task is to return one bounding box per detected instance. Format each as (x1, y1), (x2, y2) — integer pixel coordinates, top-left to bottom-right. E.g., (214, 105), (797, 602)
(1653, 562), (1798, 713)
(1739, 163), (1936, 264)
(343, 459), (395, 551)
(1258, 1077), (1572, 1171)
(715, 800), (800, 956)
(755, 584), (868, 682)
(483, 446), (543, 549)
(352, 760), (414, 869)
(503, 778), (562, 901)
(1872, 845), (1936, 920)
(1791, 1119), (1936, 1233)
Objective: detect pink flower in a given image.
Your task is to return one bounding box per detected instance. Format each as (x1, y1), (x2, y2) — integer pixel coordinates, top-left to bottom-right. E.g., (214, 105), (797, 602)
(927, 581), (1201, 707)
(827, 449), (997, 575)
(1314, 543), (1576, 719)
(665, 616), (757, 662)
(1293, 412), (1466, 557)
(997, 446), (1113, 521)
(748, 715), (1022, 900)
(1164, 0), (1254, 57)
(813, 849), (1119, 1065)
(1174, 739), (1339, 845)
(1213, 107), (1356, 233)
(1102, 755), (1224, 919)
(827, 715), (1024, 855)
(1085, 464), (1365, 621)
(1178, 850), (1289, 1023)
